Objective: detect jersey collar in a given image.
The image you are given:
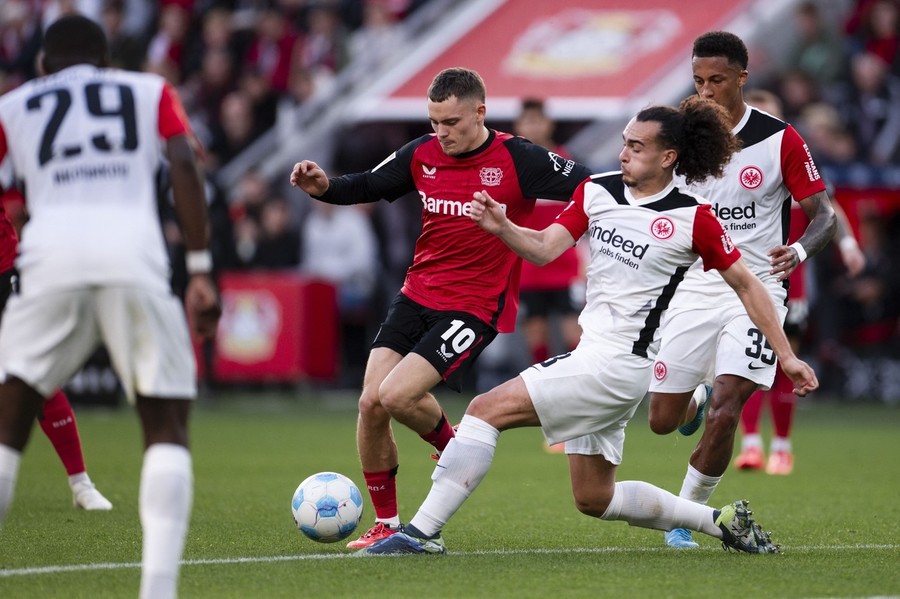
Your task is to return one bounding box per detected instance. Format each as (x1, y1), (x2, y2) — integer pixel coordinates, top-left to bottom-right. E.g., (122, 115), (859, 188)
(453, 129), (495, 159)
(623, 178), (677, 205)
(733, 103), (752, 134)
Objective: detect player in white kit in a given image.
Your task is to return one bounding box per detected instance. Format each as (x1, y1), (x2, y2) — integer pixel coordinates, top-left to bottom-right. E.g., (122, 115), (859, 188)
(645, 32), (837, 550)
(0, 16), (220, 599)
(358, 96), (818, 556)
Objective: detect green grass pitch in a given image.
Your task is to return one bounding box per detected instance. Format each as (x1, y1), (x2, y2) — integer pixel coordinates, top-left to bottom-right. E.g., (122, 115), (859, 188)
(1, 390), (898, 598)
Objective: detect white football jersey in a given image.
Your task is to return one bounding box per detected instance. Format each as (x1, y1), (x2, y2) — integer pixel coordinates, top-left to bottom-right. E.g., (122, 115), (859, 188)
(0, 65), (193, 293)
(672, 104), (826, 308)
(555, 172), (740, 357)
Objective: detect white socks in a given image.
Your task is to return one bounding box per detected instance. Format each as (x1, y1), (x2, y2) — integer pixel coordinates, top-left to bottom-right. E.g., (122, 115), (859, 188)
(0, 444), (21, 525)
(678, 464), (721, 505)
(601, 481), (721, 538)
(68, 471), (90, 488)
(770, 436), (791, 453)
(743, 434), (791, 453)
(139, 443), (193, 599)
(378, 516), (402, 528)
(409, 415), (499, 537)
(742, 433), (763, 450)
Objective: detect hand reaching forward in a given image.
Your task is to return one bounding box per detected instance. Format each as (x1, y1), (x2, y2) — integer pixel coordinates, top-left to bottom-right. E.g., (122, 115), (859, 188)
(289, 160), (330, 196)
(469, 190), (509, 235)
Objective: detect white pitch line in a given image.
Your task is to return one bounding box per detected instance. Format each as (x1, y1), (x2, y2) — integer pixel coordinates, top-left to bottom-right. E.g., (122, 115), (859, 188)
(2, 544), (898, 578)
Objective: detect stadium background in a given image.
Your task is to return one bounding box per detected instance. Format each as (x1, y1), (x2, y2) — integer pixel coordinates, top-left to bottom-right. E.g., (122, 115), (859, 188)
(1, 0), (898, 403)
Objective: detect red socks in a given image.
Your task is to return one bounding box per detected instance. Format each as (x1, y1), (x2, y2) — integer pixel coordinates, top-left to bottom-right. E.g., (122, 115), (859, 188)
(419, 412), (455, 454)
(740, 389), (765, 435)
(363, 466), (399, 521)
(770, 367), (796, 439)
(39, 390), (86, 476)
(739, 366), (796, 438)
(531, 343), (550, 364)
(363, 414), (457, 522)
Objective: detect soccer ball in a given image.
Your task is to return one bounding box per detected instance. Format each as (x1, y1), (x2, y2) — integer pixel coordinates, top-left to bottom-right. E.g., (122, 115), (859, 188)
(291, 472), (364, 543)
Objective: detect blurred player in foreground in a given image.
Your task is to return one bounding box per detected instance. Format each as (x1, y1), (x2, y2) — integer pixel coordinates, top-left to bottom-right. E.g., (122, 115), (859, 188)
(0, 16), (220, 599)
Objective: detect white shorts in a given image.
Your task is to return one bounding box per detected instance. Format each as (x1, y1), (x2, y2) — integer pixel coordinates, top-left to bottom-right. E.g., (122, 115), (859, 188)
(648, 301), (788, 394)
(0, 286), (197, 402)
(521, 343), (652, 464)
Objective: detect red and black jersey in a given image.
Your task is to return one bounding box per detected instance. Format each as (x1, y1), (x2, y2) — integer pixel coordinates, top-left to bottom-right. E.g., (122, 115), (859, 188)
(318, 130), (591, 332)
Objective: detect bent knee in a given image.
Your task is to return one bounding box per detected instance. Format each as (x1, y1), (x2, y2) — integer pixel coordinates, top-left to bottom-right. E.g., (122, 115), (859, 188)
(647, 413), (680, 435)
(572, 494), (611, 519)
(358, 387), (387, 418)
(464, 392), (508, 426)
(376, 378), (427, 416)
(376, 386), (408, 415)
(467, 393), (492, 418)
(647, 393), (684, 435)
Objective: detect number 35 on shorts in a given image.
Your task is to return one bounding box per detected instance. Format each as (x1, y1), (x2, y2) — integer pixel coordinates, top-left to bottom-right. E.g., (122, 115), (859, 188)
(744, 327), (776, 368)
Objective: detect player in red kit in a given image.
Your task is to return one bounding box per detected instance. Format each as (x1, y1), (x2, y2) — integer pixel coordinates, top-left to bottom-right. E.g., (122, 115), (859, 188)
(0, 198), (112, 510)
(513, 99), (584, 367)
(513, 98), (585, 454)
(290, 67), (591, 549)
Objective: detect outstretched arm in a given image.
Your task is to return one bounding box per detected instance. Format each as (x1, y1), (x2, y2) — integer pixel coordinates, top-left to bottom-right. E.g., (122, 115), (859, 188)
(290, 160), (330, 196)
(469, 190), (575, 266)
(719, 258), (818, 396)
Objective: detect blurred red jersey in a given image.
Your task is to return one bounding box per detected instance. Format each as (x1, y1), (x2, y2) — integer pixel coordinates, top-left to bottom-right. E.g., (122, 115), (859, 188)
(788, 200), (809, 301)
(0, 199), (17, 273)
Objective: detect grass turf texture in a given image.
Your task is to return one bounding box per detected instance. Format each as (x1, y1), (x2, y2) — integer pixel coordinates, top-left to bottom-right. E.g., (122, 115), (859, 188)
(1, 391), (898, 598)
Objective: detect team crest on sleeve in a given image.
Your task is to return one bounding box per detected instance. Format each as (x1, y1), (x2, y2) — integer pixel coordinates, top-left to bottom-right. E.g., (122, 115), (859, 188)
(721, 232), (736, 253)
(654, 361), (667, 381)
(739, 166), (763, 190)
(479, 167), (503, 186)
(650, 217), (674, 239)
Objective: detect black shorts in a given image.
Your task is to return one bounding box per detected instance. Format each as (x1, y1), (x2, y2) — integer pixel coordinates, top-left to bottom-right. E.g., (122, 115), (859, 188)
(519, 288), (576, 319)
(784, 298), (808, 340)
(783, 320), (807, 340)
(372, 293), (497, 392)
(0, 268), (14, 325)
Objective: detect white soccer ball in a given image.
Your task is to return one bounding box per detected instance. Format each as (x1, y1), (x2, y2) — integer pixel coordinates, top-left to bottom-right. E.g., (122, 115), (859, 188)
(291, 472), (364, 543)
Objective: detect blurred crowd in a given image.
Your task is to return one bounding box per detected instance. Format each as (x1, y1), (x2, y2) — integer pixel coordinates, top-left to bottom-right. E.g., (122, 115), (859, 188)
(1, 0), (898, 399)
(753, 0), (900, 402)
(1, 0), (431, 384)
(0, 0), (430, 166)
(761, 0), (900, 176)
